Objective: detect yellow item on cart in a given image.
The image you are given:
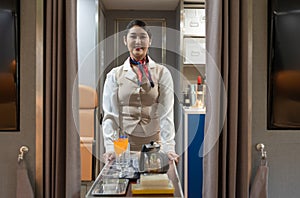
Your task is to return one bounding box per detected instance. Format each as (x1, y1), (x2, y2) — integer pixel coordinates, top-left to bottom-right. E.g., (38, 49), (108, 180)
(131, 174), (174, 194)
(131, 180), (175, 194)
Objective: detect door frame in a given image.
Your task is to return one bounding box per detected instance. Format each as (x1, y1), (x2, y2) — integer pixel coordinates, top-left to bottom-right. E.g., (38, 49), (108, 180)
(35, 0), (44, 197)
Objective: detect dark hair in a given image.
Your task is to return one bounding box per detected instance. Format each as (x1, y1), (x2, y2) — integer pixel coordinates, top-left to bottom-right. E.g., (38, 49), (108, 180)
(125, 19), (152, 39)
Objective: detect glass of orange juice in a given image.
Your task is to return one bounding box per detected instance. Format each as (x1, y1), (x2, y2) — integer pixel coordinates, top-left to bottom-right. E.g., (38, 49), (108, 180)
(114, 134), (128, 170)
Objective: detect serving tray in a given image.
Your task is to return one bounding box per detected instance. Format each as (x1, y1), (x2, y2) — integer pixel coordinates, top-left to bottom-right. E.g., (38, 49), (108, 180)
(91, 178), (129, 196)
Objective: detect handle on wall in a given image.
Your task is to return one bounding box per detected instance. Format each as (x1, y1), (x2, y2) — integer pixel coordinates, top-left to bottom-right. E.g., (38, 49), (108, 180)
(18, 146), (29, 162)
(251, 143), (269, 198)
(256, 143), (267, 160)
(256, 143), (267, 165)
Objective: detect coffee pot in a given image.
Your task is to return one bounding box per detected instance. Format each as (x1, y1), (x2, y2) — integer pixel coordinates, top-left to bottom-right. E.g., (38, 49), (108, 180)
(139, 141), (169, 173)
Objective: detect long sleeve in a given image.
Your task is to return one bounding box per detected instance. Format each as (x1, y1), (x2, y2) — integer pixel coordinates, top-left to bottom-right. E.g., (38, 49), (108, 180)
(102, 68), (119, 152)
(158, 67), (176, 153)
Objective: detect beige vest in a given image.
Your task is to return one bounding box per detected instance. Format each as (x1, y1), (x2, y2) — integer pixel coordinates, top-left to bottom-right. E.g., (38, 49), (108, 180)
(115, 58), (165, 137)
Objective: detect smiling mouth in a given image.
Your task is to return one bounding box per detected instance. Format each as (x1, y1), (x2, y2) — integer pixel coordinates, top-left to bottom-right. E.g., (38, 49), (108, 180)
(135, 47), (144, 51)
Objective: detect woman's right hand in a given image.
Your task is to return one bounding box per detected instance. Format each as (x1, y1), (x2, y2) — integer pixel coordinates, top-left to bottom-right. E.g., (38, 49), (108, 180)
(102, 152), (115, 163)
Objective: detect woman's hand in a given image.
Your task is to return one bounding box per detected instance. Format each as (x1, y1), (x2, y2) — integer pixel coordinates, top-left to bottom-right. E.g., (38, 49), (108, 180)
(167, 151), (180, 164)
(102, 152), (115, 163)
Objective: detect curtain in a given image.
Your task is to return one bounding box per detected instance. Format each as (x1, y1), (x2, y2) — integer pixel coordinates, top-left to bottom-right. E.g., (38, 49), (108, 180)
(44, 0), (80, 197)
(203, 0), (252, 197)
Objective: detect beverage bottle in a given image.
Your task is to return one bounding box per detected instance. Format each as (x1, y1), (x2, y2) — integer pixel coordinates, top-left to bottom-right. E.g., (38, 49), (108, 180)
(196, 76), (204, 108)
(190, 84), (197, 107)
(183, 91), (190, 107)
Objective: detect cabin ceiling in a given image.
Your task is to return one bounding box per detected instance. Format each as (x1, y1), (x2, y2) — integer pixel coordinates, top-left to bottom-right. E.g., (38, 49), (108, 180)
(101, 0), (180, 11)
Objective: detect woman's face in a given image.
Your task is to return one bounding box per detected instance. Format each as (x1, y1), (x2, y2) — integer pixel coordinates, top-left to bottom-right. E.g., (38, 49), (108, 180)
(124, 25), (151, 61)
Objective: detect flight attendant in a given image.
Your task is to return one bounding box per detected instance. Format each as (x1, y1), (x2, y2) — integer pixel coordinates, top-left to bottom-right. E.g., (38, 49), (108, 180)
(102, 19), (179, 163)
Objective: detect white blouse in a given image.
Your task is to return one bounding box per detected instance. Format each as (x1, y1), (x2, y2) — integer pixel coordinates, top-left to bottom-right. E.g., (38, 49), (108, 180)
(102, 57), (176, 153)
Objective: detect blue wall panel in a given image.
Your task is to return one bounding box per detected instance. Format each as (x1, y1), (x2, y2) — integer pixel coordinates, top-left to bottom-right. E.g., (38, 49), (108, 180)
(187, 114), (205, 198)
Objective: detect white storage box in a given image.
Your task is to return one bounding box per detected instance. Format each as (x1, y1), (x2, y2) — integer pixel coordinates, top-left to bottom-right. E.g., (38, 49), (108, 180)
(183, 38), (206, 64)
(184, 8), (205, 36)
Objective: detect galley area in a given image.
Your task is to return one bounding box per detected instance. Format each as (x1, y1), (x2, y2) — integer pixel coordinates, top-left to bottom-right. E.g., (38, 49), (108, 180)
(77, 0), (206, 197)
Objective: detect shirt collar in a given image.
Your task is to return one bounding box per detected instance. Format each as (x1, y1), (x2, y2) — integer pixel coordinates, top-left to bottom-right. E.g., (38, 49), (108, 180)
(123, 56), (156, 71)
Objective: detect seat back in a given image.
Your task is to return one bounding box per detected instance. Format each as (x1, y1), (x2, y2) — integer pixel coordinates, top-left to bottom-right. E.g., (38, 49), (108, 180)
(79, 85), (98, 181)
